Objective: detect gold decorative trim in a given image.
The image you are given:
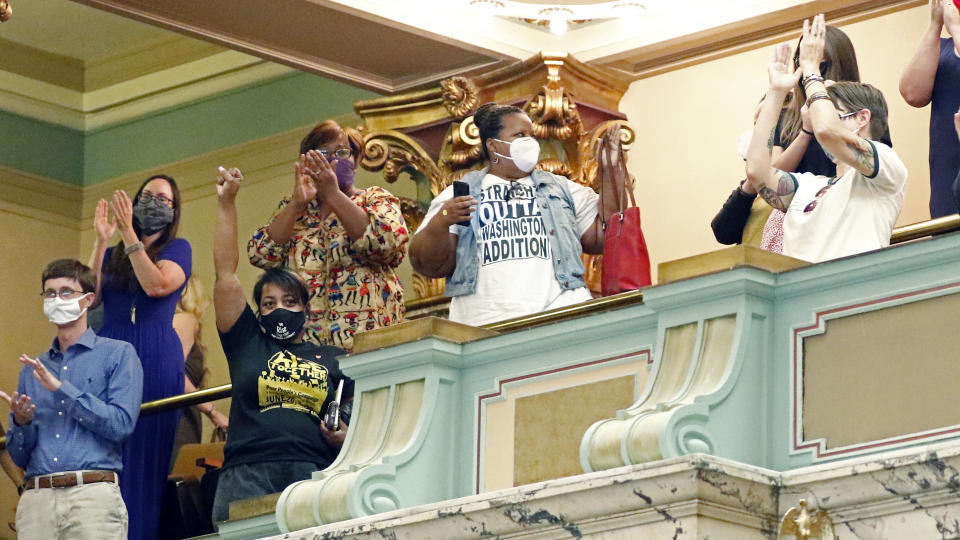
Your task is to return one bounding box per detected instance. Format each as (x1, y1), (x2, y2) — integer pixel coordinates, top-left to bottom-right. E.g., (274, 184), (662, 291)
(352, 316), (498, 355)
(891, 214), (960, 244)
(361, 130), (446, 196)
(658, 245), (809, 284)
(441, 76), (479, 119)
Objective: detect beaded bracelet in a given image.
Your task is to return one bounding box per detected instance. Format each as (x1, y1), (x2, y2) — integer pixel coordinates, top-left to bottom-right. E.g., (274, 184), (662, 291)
(803, 73), (825, 87)
(805, 92), (831, 106)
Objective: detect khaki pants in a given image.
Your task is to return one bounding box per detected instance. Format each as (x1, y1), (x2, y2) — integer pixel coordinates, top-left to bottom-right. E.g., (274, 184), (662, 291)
(16, 481), (127, 539)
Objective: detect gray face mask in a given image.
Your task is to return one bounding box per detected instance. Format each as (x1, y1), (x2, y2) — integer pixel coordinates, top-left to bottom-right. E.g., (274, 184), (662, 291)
(133, 198), (175, 235)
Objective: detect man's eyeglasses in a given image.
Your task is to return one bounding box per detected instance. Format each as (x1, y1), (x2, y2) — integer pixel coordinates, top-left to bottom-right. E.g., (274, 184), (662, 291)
(139, 191), (174, 207)
(318, 148), (352, 161)
(837, 109), (860, 120)
(41, 288), (85, 300)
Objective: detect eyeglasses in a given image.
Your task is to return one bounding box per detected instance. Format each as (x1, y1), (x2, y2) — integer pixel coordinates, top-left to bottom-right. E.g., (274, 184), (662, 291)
(318, 148), (352, 161)
(837, 109), (860, 120)
(139, 191), (174, 207)
(803, 180), (839, 214)
(41, 288), (84, 300)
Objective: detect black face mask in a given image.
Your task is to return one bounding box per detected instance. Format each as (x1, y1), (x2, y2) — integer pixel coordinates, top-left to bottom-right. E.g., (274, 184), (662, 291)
(259, 308), (305, 341)
(133, 198), (175, 236)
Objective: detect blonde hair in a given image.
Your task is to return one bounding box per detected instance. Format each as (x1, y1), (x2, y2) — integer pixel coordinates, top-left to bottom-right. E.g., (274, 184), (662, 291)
(176, 275), (211, 353)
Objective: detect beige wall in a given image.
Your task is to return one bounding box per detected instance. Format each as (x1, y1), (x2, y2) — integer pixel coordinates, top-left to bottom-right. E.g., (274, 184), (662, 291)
(0, 171), (82, 538)
(622, 5), (935, 281)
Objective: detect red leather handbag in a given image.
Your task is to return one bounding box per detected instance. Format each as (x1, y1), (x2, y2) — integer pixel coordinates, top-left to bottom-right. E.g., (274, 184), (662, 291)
(599, 144), (651, 296)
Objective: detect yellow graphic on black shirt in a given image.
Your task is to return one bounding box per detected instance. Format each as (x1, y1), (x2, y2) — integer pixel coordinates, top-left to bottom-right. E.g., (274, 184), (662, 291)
(258, 349), (329, 417)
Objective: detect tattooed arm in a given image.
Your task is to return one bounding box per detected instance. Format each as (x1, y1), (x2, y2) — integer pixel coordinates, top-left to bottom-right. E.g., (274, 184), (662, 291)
(745, 43), (800, 209)
(798, 14), (879, 178)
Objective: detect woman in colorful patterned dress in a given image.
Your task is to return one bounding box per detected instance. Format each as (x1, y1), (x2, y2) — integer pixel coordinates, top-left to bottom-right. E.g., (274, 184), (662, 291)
(247, 120), (408, 350)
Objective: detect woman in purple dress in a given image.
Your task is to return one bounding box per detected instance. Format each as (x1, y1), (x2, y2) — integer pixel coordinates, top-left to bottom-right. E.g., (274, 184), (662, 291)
(90, 174), (190, 540)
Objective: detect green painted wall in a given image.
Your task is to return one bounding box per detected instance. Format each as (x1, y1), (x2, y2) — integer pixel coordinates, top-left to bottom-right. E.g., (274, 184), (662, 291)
(0, 71), (378, 186)
(83, 72), (378, 184)
(0, 111), (84, 185)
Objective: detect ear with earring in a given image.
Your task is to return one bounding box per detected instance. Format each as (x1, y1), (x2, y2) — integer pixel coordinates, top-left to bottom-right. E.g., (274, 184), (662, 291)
(488, 141), (499, 164)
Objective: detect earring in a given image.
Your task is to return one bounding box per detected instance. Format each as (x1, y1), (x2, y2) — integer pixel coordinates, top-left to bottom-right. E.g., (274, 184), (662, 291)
(491, 155), (499, 164)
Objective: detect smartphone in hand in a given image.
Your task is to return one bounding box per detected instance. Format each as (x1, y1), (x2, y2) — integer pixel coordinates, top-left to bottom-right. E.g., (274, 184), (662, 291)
(452, 181), (471, 226)
(324, 379), (344, 431)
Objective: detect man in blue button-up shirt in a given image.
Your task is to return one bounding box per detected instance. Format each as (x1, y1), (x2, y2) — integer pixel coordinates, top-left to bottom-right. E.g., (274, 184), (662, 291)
(1, 259), (143, 539)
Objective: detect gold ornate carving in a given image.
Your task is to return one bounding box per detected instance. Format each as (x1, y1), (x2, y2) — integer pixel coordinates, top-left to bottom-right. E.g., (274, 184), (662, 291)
(535, 158), (572, 178)
(778, 500), (834, 540)
(441, 118), (484, 173)
(361, 130), (446, 196)
(357, 54), (637, 298)
(0, 0), (12, 22)
(441, 76), (480, 119)
(525, 86), (580, 141)
(577, 120), (635, 191)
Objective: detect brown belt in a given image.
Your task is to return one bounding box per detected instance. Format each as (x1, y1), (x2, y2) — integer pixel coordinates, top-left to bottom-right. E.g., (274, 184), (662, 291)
(24, 471), (118, 490)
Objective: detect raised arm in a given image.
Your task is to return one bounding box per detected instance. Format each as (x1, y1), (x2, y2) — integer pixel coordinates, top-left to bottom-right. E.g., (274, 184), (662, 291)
(214, 167), (248, 333)
(800, 16), (878, 177)
(900, 0), (944, 107)
(771, 102), (816, 172)
(88, 198), (116, 307)
(582, 124), (628, 254)
(745, 43), (801, 211)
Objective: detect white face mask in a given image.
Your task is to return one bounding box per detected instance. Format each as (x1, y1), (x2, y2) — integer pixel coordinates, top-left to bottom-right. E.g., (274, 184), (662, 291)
(492, 137), (540, 173)
(43, 294), (90, 325)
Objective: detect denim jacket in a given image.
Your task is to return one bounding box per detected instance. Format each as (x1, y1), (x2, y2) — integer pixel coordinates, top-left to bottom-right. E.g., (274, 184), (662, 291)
(445, 167), (588, 297)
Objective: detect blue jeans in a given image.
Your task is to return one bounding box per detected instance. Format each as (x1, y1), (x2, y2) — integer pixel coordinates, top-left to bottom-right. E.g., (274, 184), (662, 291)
(212, 461), (319, 524)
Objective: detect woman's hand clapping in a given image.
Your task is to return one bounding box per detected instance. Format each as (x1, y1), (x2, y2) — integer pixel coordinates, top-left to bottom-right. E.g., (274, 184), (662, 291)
(94, 198), (117, 245)
(303, 150), (340, 200)
(110, 190), (135, 233)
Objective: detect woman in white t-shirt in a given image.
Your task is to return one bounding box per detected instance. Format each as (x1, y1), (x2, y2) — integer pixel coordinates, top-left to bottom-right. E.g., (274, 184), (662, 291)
(410, 103), (625, 326)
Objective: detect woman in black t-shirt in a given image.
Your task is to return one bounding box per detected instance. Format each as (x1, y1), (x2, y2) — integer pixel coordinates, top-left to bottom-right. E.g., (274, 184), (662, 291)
(211, 167), (354, 525)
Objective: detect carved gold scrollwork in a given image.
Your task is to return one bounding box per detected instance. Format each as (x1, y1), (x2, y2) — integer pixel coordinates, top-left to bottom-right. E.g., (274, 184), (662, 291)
(525, 86), (580, 141)
(361, 130), (446, 196)
(577, 120), (636, 191)
(441, 76), (480, 119)
(535, 158), (573, 178)
(0, 0), (12, 22)
(442, 118), (484, 172)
